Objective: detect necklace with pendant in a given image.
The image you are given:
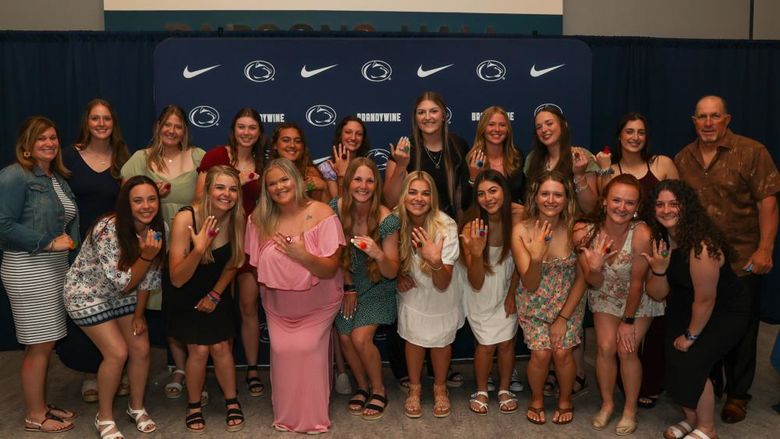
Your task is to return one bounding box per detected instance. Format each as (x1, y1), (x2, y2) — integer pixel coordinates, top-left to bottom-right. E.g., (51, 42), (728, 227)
(423, 146), (443, 169)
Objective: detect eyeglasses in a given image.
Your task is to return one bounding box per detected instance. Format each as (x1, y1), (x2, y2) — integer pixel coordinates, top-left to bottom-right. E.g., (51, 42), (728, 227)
(694, 113), (725, 122)
(533, 103), (563, 117)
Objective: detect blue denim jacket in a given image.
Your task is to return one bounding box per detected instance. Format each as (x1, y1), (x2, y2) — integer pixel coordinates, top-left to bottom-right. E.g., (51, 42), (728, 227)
(0, 163), (80, 254)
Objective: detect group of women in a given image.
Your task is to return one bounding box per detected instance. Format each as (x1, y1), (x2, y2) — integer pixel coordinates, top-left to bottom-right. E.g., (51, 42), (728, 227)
(0, 91), (749, 439)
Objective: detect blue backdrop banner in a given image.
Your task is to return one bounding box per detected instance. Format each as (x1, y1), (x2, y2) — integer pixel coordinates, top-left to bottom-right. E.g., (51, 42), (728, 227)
(153, 37), (592, 169)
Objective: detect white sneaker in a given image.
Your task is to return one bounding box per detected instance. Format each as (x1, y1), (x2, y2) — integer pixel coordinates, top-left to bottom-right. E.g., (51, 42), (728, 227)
(334, 372), (352, 395)
(487, 376), (496, 392)
(510, 368), (524, 392)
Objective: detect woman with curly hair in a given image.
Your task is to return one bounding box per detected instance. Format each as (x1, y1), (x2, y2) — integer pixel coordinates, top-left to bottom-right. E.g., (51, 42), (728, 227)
(573, 174), (656, 434)
(643, 179), (750, 439)
(330, 157), (399, 420)
(512, 170), (587, 425)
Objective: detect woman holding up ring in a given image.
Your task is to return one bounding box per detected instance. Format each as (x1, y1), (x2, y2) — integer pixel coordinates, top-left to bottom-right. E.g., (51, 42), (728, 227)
(63, 175), (164, 439)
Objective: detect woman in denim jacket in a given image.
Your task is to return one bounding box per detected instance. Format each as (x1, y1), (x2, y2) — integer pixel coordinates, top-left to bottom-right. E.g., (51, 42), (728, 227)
(0, 116), (80, 433)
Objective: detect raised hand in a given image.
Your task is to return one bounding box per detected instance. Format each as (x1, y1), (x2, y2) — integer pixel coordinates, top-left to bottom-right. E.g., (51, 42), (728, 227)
(391, 136), (411, 169)
(468, 149), (486, 181)
(351, 235), (383, 260)
(157, 180), (171, 198)
(412, 226), (444, 267)
(525, 220), (553, 262)
(572, 146), (589, 176)
(460, 219), (487, 258)
(189, 215), (218, 254)
(640, 238), (671, 274)
(332, 143), (351, 178)
(138, 228), (163, 261)
(580, 232), (617, 272)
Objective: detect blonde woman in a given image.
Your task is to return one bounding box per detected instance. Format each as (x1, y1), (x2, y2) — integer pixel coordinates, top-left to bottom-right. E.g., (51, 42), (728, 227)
(395, 171), (463, 418)
(245, 158), (345, 434)
(165, 166), (246, 433)
(513, 170), (587, 425)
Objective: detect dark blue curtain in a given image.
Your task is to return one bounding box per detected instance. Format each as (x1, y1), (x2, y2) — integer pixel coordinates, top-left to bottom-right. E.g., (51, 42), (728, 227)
(2, 32), (779, 349)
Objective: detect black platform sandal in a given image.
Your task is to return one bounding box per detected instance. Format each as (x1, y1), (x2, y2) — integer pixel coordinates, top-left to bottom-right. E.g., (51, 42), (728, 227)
(245, 365), (265, 397)
(225, 398), (245, 432)
(185, 401), (206, 433)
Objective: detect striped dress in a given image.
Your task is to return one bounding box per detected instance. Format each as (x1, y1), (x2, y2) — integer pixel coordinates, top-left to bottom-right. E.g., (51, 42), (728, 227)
(1, 177), (77, 344)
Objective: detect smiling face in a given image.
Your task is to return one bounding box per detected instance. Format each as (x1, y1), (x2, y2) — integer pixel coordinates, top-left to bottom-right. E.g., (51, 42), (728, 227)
(129, 183), (160, 230)
(30, 127), (60, 167)
(265, 166), (296, 205)
(654, 189), (681, 233)
(209, 174), (239, 213)
(534, 110), (562, 148)
(483, 112), (508, 147)
(340, 121), (365, 152)
(87, 104), (113, 143)
(535, 179), (566, 218)
(476, 179), (505, 215)
(274, 127), (304, 161)
(160, 114), (184, 148)
(404, 178), (432, 218)
(619, 119), (646, 155)
(234, 116), (261, 149)
(349, 165), (376, 204)
(693, 96), (731, 145)
(415, 100), (445, 136)
(603, 183), (640, 225)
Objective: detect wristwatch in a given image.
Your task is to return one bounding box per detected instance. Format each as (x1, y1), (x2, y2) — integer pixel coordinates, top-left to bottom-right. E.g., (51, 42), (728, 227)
(621, 316), (635, 325)
(684, 329), (699, 341)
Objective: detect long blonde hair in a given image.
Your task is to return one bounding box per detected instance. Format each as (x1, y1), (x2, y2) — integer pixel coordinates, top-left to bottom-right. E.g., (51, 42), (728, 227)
(395, 171), (451, 276)
(468, 106), (523, 176)
(251, 158), (309, 239)
(339, 158), (383, 282)
(146, 105), (191, 173)
(196, 165), (245, 267)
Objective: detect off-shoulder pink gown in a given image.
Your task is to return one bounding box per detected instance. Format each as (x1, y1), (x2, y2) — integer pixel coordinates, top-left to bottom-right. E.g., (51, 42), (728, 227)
(245, 215), (345, 433)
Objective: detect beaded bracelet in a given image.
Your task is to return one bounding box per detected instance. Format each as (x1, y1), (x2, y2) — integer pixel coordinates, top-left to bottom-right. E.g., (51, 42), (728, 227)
(207, 290), (221, 305)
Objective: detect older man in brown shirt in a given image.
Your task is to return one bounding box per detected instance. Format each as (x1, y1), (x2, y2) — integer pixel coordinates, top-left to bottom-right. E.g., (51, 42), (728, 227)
(675, 95), (780, 423)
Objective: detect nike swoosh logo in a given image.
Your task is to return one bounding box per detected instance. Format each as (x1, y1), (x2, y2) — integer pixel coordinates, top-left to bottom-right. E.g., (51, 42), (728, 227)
(530, 63), (565, 78)
(182, 64), (221, 79)
(300, 64), (338, 78)
(417, 64), (454, 78)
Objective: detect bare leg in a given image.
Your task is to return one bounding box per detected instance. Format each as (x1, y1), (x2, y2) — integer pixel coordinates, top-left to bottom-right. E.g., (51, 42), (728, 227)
(209, 341), (242, 428)
(496, 338), (516, 391)
(339, 333), (368, 390)
(473, 343), (495, 392)
(237, 272), (260, 375)
(351, 325), (386, 416)
(184, 344), (210, 430)
(617, 317), (653, 420)
(593, 313), (619, 417)
(527, 349), (552, 423)
(552, 348), (576, 423)
(693, 379), (717, 438)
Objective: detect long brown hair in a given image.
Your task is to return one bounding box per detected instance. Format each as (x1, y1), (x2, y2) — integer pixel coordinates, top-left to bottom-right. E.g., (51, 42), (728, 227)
(74, 98), (130, 179)
(270, 122), (310, 179)
(524, 170), (578, 241)
(227, 107), (265, 173)
(526, 105), (572, 183)
(15, 116), (71, 178)
(460, 169), (513, 273)
(339, 158), (383, 282)
(411, 91), (462, 212)
(110, 175), (166, 270)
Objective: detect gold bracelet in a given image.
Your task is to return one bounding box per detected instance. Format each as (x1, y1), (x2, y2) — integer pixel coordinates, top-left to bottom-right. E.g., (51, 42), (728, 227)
(430, 264), (443, 271)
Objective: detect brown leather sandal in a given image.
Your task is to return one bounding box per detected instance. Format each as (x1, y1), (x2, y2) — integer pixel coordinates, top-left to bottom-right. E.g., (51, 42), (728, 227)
(404, 383), (422, 418)
(432, 384), (450, 418)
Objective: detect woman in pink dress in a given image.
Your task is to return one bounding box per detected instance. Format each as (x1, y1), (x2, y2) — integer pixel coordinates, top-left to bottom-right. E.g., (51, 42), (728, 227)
(245, 158), (345, 434)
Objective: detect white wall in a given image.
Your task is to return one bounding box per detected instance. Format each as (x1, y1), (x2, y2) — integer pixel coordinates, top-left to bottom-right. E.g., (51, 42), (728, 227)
(0, 0), (103, 30)
(1, 0), (778, 39)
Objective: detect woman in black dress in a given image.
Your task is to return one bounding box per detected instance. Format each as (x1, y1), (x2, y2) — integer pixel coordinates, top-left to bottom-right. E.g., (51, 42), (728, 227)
(643, 179), (749, 439)
(165, 165), (246, 433)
